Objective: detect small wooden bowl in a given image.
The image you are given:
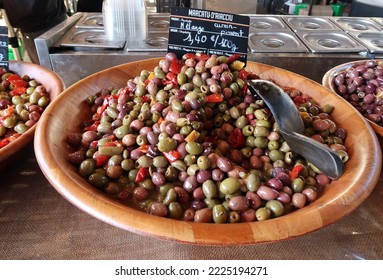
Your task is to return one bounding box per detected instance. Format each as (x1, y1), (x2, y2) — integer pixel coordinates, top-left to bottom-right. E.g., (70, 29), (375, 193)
(0, 61), (64, 170)
(322, 59), (383, 137)
(34, 58), (382, 245)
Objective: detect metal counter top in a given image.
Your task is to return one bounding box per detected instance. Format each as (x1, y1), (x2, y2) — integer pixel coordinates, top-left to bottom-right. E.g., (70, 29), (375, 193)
(35, 13), (383, 87)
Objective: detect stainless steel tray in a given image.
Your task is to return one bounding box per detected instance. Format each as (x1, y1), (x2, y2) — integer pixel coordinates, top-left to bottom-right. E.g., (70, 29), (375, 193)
(125, 33), (168, 52)
(295, 31), (367, 53)
(248, 31), (308, 53)
(330, 17), (383, 33)
(148, 14), (170, 33)
(57, 29), (125, 49)
(75, 13), (103, 29)
(249, 16), (289, 32)
(75, 12), (170, 33)
(350, 32), (383, 53)
(283, 16), (340, 31)
(373, 17), (383, 27)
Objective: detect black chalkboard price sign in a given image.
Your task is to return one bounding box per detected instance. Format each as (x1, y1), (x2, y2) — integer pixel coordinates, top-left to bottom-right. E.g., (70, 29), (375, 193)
(0, 26), (9, 70)
(168, 7), (249, 64)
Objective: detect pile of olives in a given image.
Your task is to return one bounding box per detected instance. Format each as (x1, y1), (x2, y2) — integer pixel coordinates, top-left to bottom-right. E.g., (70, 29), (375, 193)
(0, 68), (50, 148)
(331, 60), (383, 125)
(67, 53), (349, 223)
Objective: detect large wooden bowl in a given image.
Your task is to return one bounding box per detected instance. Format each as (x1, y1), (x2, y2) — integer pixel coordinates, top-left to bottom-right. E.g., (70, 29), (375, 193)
(34, 58), (382, 245)
(322, 59), (383, 137)
(0, 61), (64, 170)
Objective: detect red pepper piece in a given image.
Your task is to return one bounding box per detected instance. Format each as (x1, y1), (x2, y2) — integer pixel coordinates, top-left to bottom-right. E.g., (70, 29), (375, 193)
(0, 129), (20, 148)
(100, 96), (111, 114)
(194, 53), (210, 61)
(247, 72), (259, 80)
(227, 54), (242, 64)
(103, 140), (120, 147)
(229, 128), (246, 149)
(241, 83), (248, 95)
(141, 95), (151, 103)
(89, 140), (98, 149)
(10, 79), (28, 88)
(163, 150), (181, 163)
(96, 154), (110, 167)
(165, 72), (178, 86)
(293, 95), (308, 105)
(169, 59), (182, 75)
(289, 165), (304, 180)
(10, 87), (27, 96)
(138, 144), (150, 153)
(204, 93), (223, 103)
(0, 138), (10, 148)
(6, 74), (23, 82)
(238, 69), (249, 80)
(84, 121), (100, 131)
(0, 106), (14, 125)
(183, 53), (196, 60)
(183, 53), (210, 61)
(135, 167), (150, 183)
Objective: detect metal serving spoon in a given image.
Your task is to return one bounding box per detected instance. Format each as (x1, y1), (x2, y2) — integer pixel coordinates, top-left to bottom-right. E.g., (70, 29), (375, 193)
(247, 79), (345, 179)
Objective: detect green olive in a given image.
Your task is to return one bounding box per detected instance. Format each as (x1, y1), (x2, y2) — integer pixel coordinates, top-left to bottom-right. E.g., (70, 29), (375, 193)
(212, 204), (228, 224)
(168, 202), (183, 220)
(79, 159), (96, 177)
(121, 159), (135, 171)
(162, 188), (177, 206)
(153, 156), (169, 168)
(291, 177), (305, 193)
(171, 99), (183, 112)
(253, 136), (268, 149)
(88, 172), (108, 189)
(177, 73), (188, 85)
(202, 180), (218, 199)
(3, 115), (18, 128)
(255, 207), (271, 221)
(268, 150), (284, 162)
(13, 122), (29, 134)
(235, 115), (248, 129)
(219, 177), (241, 195)
(242, 125), (254, 136)
(197, 155), (211, 170)
(265, 200), (284, 217)
(171, 159), (187, 171)
(184, 154), (197, 166)
(246, 173), (261, 192)
(37, 96), (50, 108)
(185, 141), (203, 155)
(254, 126), (269, 137)
(158, 137), (177, 152)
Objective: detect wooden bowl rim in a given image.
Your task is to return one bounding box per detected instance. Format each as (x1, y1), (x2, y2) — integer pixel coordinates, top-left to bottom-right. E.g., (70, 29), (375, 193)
(35, 58), (382, 245)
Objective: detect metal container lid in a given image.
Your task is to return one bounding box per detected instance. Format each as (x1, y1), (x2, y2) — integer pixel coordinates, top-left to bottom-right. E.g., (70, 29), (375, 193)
(295, 30), (367, 53)
(249, 16), (289, 32)
(350, 32), (383, 53)
(74, 12), (170, 33)
(248, 31), (308, 53)
(75, 13), (104, 29)
(283, 16), (341, 32)
(373, 17), (383, 28)
(56, 29), (125, 49)
(330, 17), (383, 33)
(125, 33), (168, 52)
